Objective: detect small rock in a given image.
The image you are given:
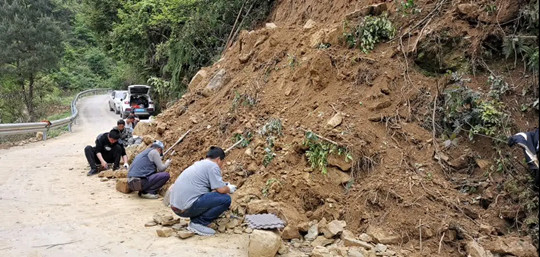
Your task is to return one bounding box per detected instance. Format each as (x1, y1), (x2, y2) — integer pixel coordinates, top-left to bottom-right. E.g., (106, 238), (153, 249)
(247, 162), (258, 173)
(278, 244), (290, 255)
(479, 224), (495, 235)
(100, 178), (109, 182)
(160, 215), (180, 226)
(245, 227), (253, 233)
(358, 233), (373, 242)
(265, 23), (277, 29)
(297, 222), (310, 232)
(311, 246), (333, 257)
(145, 221), (158, 227)
(115, 178), (131, 194)
(177, 230), (195, 239)
(311, 236), (334, 247)
(227, 219), (240, 229)
(248, 230), (281, 257)
(484, 236), (537, 257)
(303, 19), (317, 30)
(327, 112), (344, 128)
(36, 131), (44, 140)
(367, 226), (401, 244)
(466, 240), (493, 257)
(321, 220), (346, 238)
(343, 238), (372, 250)
(156, 228), (174, 237)
(348, 248), (366, 257)
(305, 224), (319, 241)
(234, 227), (243, 234)
(282, 225), (301, 240)
(374, 243), (388, 253)
(245, 148), (253, 157)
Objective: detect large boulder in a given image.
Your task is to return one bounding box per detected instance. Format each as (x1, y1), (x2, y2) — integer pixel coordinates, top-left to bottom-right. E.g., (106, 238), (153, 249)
(466, 240), (493, 257)
(116, 178), (131, 194)
(248, 230), (281, 257)
(484, 236), (537, 257)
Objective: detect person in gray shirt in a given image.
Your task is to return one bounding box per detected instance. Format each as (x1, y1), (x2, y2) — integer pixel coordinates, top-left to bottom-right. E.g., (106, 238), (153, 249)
(170, 146), (237, 236)
(128, 140), (171, 199)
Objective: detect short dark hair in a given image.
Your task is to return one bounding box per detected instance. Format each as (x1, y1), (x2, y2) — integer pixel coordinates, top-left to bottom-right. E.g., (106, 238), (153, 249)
(206, 146), (225, 160)
(117, 119), (125, 125)
(109, 129), (121, 140)
(127, 114), (135, 120)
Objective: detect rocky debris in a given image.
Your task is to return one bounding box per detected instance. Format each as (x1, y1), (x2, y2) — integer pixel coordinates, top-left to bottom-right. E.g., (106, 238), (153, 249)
(358, 233), (373, 243)
(142, 135), (154, 145)
(177, 230), (195, 239)
(145, 221), (158, 227)
(156, 124), (167, 135)
(98, 169), (114, 178)
(189, 69), (207, 88)
(348, 247), (368, 257)
(100, 178), (109, 182)
(345, 3), (388, 20)
(475, 159), (491, 170)
(133, 121), (153, 137)
(320, 220), (346, 238)
(466, 240), (493, 257)
(311, 246), (332, 257)
(113, 170), (128, 178)
(248, 229), (281, 257)
(305, 223), (319, 241)
(156, 228), (174, 237)
(327, 167), (351, 185)
(303, 19), (316, 30)
(311, 236), (334, 247)
(282, 224), (301, 240)
(327, 112), (343, 128)
(202, 69), (228, 96)
(327, 154), (352, 172)
(366, 226), (401, 245)
(153, 214), (180, 226)
(278, 243), (290, 255)
(239, 51), (254, 64)
(265, 23), (277, 29)
(35, 131), (44, 140)
(484, 236), (538, 257)
(115, 178), (131, 194)
(342, 230), (372, 249)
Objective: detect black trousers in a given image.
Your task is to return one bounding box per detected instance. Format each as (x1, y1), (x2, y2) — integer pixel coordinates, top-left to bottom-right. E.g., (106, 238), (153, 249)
(84, 145), (122, 170)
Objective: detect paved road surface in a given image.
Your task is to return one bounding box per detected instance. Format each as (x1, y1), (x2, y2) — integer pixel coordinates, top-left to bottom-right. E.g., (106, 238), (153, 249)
(0, 95), (248, 257)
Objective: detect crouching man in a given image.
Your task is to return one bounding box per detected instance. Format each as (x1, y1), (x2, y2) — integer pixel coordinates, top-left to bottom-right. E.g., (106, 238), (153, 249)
(85, 129), (127, 176)
(128, 140), (171, 199)
(169, 146), (237, 236)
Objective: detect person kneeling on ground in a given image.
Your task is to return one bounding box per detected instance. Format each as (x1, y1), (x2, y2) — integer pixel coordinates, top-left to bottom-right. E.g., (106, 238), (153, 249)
(508, 128), (539, 189)
(84, 129), (128, 176)
(169, 146), (237, 236)
(128, 140), (171, 199)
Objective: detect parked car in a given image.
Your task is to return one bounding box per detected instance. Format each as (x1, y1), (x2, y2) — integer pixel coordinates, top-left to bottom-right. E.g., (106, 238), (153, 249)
(108, 90), (127, 114)
(118, 85), (155, 119)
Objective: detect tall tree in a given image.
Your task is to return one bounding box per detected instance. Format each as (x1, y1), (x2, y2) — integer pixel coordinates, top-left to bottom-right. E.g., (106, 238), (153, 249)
(0, 0), (65, 121)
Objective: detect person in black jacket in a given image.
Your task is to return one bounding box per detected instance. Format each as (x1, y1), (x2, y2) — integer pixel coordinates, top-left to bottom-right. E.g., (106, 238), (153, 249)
(84, 129), (126, 176)
(508, 128), (539, 189)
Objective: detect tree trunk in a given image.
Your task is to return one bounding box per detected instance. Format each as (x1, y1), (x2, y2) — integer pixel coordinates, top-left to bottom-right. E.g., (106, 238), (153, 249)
(28, 74), (35, 121)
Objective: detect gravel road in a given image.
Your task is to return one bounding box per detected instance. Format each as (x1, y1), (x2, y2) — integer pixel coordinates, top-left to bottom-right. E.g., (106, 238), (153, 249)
(0, 94), (248, 257)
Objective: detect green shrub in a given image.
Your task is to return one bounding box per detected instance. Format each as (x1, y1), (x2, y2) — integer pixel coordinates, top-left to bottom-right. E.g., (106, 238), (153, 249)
(439, 73), (510, 141)
(344, 15), (396, 53)
(303, 131), (352, 174)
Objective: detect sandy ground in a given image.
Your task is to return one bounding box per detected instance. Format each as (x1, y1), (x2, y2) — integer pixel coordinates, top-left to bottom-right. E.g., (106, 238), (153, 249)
(0, 95), (248, 257)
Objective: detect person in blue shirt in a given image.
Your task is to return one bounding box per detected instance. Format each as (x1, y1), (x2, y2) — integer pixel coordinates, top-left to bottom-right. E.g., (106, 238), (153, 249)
(127, 140), (171, 199)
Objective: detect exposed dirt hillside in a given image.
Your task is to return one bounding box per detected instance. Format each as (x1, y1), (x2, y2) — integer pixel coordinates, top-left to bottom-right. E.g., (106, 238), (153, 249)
(132, 0), (538, 256)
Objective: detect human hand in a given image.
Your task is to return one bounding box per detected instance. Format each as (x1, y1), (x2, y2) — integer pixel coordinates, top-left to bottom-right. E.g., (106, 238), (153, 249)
(227, 184), (237, 193)
(165, 159), (171, 165)
(101, 162), (108, 169)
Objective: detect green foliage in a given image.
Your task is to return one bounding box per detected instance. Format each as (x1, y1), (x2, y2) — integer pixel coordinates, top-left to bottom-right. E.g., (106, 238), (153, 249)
(487, 75), (509, 99)
(344, 15), (396, 53)
(261, 178), (279, 197)
(259, 118), (283, 137)
(303, 131), (352, 174)
(263, 147), (276, 167)
(232, 131), (253, 148)
(168, 0), (275, 90)
(503, 37), (539, 72)
(398, 0), (421, 15)
(231, 91), (257, 111)
(439, 73), (510, 141)
(0, 0), (66, 120)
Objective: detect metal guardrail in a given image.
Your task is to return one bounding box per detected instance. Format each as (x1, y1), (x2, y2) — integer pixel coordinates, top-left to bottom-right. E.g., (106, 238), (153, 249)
(0, 88), (110, 140)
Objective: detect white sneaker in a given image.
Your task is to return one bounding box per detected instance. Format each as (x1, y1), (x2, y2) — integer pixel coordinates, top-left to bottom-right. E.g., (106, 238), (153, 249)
(140, 193), (159, 199)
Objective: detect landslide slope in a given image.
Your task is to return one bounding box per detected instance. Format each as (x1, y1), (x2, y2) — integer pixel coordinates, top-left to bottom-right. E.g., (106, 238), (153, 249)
(134, 0), (539, 256)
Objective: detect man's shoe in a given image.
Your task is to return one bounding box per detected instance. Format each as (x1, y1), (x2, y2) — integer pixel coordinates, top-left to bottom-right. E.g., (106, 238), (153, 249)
(87, 169), (98, 176)
(140, 193), (159, 199)
(188, 222), (216, 236)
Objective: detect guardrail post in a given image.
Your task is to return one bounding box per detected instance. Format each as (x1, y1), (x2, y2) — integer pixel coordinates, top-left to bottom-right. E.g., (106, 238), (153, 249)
(43, 130), (47, 141)
(68, 122), (72, 132)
